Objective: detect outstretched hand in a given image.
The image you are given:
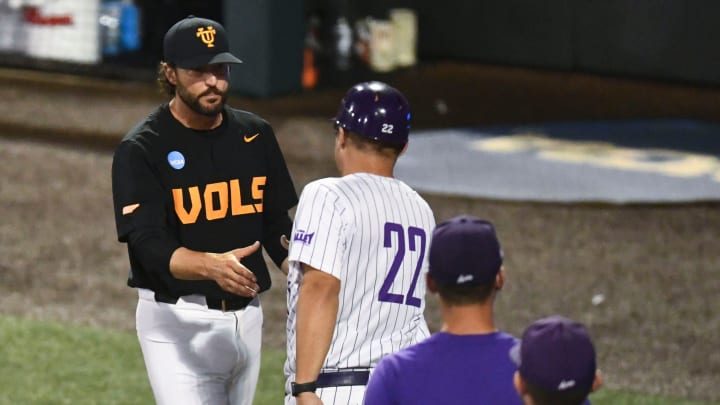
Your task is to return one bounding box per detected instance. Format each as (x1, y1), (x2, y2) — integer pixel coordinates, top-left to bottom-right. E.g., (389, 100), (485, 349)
(209, 241), (261, 297)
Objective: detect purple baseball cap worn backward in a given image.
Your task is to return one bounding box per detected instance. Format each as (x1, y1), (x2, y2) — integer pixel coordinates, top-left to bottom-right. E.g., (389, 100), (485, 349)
(510, 315), (597, 393)
(333, 81), (411, 145)
(428, 215), (503, 286)
(163, 15), (243, 68)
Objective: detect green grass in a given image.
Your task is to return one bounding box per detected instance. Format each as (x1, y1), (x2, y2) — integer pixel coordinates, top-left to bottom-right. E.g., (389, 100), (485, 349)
(0, 316), (284, 405)
(0, 316), (152, 405)
(0, 316), (716, 405)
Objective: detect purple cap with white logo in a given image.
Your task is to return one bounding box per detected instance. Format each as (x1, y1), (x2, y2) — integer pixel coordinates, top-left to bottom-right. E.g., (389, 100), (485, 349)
(428, 215), (503, 286)
(510, 315), (597, 393)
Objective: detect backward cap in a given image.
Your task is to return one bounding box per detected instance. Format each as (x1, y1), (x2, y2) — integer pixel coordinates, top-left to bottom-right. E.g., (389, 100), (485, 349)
(428, 215), (503, 286)
(163, 15), (242, 68)
(510, 315), (597, 393)
(333, 81), (411, 145)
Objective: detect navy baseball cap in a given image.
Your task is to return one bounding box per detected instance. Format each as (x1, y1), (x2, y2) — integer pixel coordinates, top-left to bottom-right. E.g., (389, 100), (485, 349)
(163, 15), (243, 68)
(428, 215), (503, 286)
(510, 316), (597, 393)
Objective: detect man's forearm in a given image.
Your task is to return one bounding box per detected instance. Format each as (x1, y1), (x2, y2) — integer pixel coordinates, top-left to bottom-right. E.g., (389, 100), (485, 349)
(169, 247), (211, 280)
(295, 266), (340, 383)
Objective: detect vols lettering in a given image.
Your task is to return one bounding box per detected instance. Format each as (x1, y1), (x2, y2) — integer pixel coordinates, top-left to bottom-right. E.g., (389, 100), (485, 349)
(172, 176), (266, 224)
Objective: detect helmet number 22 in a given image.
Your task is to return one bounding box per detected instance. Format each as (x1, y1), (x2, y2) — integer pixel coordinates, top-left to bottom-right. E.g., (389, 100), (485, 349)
(381, 124), (394, 134)
(378, 222), (426, 307)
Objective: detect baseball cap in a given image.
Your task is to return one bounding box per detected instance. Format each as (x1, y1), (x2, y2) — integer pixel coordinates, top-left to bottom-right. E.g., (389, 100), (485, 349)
(428, 215), (503, 286)
(163, 15), (243, 68)
(510, 315), (597, 393)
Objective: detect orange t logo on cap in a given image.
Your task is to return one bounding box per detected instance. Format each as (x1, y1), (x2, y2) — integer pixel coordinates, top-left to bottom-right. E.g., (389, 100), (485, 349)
(196, 26), (216, 48)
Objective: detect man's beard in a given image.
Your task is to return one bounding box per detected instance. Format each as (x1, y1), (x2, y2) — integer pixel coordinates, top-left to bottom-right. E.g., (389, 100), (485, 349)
(177, 85), (227, 116)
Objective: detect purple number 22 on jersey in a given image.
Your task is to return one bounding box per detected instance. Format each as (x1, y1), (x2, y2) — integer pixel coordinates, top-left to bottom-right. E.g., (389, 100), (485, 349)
(378, 222), (427, 307)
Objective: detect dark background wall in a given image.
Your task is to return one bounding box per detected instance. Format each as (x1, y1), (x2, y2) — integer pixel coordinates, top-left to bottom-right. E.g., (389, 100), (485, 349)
(316, 0), (720, 85)
(3, 0), (718, 97)
(128, 0), (720, 87)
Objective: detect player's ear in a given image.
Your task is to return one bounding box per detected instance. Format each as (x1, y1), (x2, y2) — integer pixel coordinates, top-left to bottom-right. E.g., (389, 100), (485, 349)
(426, 273), (438, 294)
(513, 372), (527, 396)
(163, 62), (177, 85)
(338, 127), (347, 140)
(591, 370), (603, 392)
(495, 267), (505, 290)
(337, 127), (349, 147)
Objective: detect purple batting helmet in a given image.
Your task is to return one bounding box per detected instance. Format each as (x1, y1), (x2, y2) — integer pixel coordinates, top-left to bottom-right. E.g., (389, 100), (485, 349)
(333, 81), (411, 145)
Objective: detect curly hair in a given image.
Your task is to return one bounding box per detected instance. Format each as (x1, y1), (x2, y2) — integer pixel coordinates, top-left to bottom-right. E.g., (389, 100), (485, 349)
(156, 62), (176, 96)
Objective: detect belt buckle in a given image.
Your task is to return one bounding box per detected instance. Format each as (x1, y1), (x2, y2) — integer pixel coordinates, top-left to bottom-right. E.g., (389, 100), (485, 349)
(221, 299), (227, 312)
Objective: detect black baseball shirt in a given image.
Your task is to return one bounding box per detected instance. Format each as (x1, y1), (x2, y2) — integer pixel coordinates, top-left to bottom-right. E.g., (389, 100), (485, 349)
(112, 104), (298, 299)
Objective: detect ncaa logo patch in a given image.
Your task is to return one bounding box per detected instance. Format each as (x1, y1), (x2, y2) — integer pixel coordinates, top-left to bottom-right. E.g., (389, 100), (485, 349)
(167, 151), (185, 170)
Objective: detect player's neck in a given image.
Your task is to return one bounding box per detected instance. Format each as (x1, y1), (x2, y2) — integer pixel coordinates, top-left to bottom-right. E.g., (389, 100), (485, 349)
(439, 302), (497, 335)
(339, 151), (396, 177)
(169, 98), (223, 130)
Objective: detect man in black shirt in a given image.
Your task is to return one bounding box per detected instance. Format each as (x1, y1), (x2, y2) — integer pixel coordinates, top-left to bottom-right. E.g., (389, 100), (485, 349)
(111, 15), (297, 405)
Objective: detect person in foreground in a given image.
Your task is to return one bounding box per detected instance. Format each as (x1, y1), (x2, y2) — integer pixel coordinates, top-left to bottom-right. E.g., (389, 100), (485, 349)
(363, 215), (523, 404)
(111, 15), (297, 405)
(510, 315), (603, 405)
(284, 81), (436, 404)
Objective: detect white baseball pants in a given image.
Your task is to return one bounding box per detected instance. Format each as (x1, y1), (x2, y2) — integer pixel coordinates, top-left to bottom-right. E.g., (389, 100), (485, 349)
(136, 288), (263, 405)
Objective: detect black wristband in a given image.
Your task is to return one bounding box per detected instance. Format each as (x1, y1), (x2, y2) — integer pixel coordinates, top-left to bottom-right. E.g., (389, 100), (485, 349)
(291, 381), (317, 396)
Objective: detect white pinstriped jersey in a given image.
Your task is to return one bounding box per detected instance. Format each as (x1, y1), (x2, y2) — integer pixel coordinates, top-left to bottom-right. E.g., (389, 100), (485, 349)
(284, 172), (435, 381)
